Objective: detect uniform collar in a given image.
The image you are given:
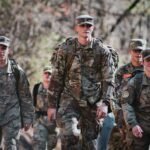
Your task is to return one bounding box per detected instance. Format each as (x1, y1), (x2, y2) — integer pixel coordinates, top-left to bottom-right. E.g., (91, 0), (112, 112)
(76, 38), (94, 49)
(142, 73), (150, 85)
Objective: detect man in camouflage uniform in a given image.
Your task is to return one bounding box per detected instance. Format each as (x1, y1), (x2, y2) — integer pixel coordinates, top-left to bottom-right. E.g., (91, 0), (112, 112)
(110, 39), (146, 149)
(122, 48), (150, 150)
(32, 67), (57, 150)
(47, 15), (114, 150)
(0, 36), (34, 150)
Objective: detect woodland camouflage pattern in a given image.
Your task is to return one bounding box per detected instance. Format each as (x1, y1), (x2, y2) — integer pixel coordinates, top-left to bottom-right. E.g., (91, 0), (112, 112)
(33, 83), (57, 150)
(48, 37), (114, 149)
(122, 73), (150, 150)
(109, 62), (143, 150)
(0, 59), (34, 149)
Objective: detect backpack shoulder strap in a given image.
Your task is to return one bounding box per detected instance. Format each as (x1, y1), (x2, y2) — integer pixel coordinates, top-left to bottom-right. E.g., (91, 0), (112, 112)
(33, 82), (41, 107)
(10, 59), (20, 81)
(134, 72), (143, 99)
(65, 37), (76, 72)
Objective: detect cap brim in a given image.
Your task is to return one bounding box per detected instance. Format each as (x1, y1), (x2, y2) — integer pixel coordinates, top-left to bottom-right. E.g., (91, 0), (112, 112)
(44, 70), (51, 73)
(0, 42), (9, 47)
(78, 21), (94, 25)
(132, 46), (144, 50)
(144, 55), (150, 60)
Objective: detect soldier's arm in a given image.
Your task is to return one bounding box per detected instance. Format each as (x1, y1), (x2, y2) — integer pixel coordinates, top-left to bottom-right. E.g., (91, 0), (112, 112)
(97, 47), (114, 107)
(121, 79), (138, 127)
(48, 44), (66, 109)
(18, 66), (34, 125)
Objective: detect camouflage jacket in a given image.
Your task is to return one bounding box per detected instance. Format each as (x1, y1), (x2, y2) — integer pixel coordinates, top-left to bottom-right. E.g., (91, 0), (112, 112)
(48, 37), (114, 108)
(115, 62), (143, 105)
(34, 82), (49, 112)
(122, 73), (150, 133)
(0, 59), (34, 125)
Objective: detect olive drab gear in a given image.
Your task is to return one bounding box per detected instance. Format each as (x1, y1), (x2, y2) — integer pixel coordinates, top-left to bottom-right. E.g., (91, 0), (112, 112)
(33, 82), (41, 107)
(9, 59), (24, 127)
(52, 37), (118, 108)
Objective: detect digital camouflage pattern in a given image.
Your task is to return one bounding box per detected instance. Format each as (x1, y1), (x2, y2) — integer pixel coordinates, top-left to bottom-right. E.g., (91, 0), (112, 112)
(48, 37), (114, 149)
(122, 72), (150, 150)
(0, 59), (34, 150)
(109, 62), (143, 150)
(33, 83), (57, 150)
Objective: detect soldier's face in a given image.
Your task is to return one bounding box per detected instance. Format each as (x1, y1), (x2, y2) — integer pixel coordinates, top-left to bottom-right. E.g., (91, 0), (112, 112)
(75, 24), (94, 38)
(43, 72), (51, 82)
(144, 57), (150, 72)
(0, 44), (9, 63)
(130, 49), (142, 64)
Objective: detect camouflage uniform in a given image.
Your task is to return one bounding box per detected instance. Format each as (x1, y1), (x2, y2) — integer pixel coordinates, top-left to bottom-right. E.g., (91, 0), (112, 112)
(122, 72), (150, 150)
(33, 83), (57, 150)
(48, 36), (114, 150)
(122, 49), (150, 150)
(110, 39), (146, 150)
(109, 63), (143, 150)
(0, 59), (34, 150)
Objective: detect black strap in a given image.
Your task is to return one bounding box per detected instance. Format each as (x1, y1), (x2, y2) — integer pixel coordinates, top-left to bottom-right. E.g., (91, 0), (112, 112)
(32, 83), (41, 107)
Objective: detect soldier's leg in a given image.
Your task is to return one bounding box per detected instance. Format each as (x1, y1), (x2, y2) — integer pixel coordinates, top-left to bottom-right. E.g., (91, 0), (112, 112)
(2, 118), (21, 150)
(81, 107), (99, 150)
(57, 108), (81, 150)
(133, 133), (149, 150)
(32, 123), (48, 150)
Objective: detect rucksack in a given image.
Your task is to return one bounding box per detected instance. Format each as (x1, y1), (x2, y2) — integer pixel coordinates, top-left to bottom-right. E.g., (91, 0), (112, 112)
(32, 82), (41, 107)
(64, 37), (119, 72)
(107, 45), (119, 69)
(10, 59), (24, 127)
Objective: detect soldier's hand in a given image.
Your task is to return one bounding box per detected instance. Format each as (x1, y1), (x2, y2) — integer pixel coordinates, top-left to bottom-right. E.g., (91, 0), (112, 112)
(96, 103), (108, 119)
(47, 108), (56, 121)
(132, 125), (143, 138)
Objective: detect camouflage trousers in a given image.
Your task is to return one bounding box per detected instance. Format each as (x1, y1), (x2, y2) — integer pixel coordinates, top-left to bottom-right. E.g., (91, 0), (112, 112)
(0, 118), (21, 150)
(108, 126), (134, 150)
(33, 117), (57, 150)
(57, 100), (99, 150)
(132, 132), (150, 150)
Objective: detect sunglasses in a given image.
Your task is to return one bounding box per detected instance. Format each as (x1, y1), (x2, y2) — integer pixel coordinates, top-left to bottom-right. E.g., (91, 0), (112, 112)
(132, 49), (142, 53)
(44, 72), (51, 75)
(0, 45), (7, 50)
(79, 24), (93, 28)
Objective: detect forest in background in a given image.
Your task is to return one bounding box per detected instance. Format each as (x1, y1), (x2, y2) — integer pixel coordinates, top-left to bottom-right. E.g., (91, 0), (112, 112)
(0, 0), (149, 87)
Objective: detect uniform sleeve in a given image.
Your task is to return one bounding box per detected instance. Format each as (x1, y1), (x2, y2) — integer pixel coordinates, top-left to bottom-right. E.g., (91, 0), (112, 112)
(121, 79), (138, 127)
(114, 67), (124, 105)
(98, 46), (114, 106)
(18, 67), (34, 125)
(48, 44), (67, 108)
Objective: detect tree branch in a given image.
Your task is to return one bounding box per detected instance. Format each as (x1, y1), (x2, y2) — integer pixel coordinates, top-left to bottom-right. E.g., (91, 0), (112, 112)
(103, 0), (141, 40)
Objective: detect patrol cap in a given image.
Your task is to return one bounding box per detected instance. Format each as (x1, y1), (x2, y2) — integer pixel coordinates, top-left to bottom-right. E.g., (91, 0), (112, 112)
(141, 48), (150, 60)
(0, 36), (10, 47)
(76, 15), (94, 25)
(128, 39), (146, 51)
(43, 66), (51, 74)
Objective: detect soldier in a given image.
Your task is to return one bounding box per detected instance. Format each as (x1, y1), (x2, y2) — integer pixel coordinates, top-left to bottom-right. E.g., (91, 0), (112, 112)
(47, 14), (114, 149)
(122, 48), (150, 150)
(0, 36), (34, 149)
(111, 39), (146, 149)
(32, 67), (57, 150)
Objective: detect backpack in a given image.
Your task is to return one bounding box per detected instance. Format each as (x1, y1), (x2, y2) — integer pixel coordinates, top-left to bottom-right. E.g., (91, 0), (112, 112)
(10, 59), (24, 127)
(107, 45), (119, 69)
(64, 37), (119, 72)
(32, 82), (41, 107)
